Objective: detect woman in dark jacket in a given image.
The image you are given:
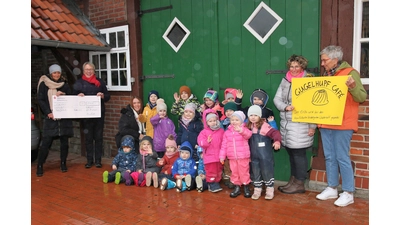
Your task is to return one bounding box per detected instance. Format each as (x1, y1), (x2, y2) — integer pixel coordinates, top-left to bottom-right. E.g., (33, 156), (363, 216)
(115, 96), (145, 153)
(36, 64), (74, 177)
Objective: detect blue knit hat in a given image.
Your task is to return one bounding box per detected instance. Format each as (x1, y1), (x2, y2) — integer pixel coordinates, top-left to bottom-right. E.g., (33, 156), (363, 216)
(203, 89), (218, 102)
(148, 90), (159, 102)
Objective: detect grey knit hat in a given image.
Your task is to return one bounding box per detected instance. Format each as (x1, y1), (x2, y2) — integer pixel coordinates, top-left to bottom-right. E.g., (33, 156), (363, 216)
(49, 64), (61, 74)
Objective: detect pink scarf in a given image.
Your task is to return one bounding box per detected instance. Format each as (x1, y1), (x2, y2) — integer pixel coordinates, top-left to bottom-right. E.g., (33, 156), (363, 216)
(285, 70), (305, 83)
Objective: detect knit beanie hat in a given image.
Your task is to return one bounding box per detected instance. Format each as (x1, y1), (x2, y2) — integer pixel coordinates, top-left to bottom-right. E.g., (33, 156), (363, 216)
(206, 113), (217, 121)
(165, 134), (177, 149)
(140, 136), (153, 148)
(247, 105), (262, 118)
(252, 89), (267, 102)
(148, 90), (159, 101)
(184, 103), (197, 113)
(231, 111), (245, 123)
(224, 102), (237, 112)
(156, 98), (167, 113)
(203, 89), (218, 102)
(179, 85), (192, 96)
(49, 64), (61, 74)
(180, 146), (191, 153)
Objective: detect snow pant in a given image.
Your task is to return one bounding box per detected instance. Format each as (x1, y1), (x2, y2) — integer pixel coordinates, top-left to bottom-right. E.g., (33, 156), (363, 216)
(249, 131), (274, 188)
(205, 161), (223, 183)
(229, 158), (251, 186)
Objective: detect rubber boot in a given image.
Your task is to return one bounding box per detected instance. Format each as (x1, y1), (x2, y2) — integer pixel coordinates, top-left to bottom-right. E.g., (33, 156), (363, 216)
(278, 175), (294, 192)
(230, 185), (241, 198)
(60, 161), (68, 172)
(243, 184), (251, 198)
(281, 178), (305, 194)
(36, 164), (43, 177)
(166, 179), (176, 189)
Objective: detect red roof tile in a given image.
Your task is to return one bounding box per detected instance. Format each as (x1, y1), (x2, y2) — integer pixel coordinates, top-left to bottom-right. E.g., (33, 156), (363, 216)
(31, 0), (110, 51)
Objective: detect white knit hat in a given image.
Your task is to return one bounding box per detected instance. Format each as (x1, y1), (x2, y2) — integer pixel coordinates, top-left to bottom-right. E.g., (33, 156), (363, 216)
(231, 111), (245, 123)
(247, 105), (262, 118)
(156, 98), (167, 113)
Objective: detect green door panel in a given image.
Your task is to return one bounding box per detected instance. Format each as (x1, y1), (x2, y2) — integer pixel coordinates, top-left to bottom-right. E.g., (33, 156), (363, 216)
(140, 0), (320, 181)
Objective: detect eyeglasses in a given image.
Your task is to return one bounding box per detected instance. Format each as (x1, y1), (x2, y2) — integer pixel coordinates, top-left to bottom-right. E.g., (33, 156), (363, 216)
(321, 58), (331, 63)
(84, 69), (94, 71)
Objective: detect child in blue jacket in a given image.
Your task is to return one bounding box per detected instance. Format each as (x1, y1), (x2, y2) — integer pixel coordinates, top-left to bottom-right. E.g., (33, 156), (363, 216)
(102, 135), (137, 184)
(171, 141), (197, 192)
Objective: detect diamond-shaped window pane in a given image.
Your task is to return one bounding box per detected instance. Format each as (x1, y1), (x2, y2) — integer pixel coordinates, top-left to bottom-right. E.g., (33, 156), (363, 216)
(243, 2), (283, 44)
(163, 17), (191, 52)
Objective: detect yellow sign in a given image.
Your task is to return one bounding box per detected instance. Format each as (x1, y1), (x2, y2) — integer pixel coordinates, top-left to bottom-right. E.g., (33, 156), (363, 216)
(291, 76), (349, 125)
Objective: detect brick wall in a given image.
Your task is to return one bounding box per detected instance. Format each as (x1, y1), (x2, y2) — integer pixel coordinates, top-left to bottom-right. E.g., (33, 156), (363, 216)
(76, 0), (127, 27)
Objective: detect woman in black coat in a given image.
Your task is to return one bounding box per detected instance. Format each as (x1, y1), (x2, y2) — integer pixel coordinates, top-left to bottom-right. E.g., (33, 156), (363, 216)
(115, 96), (145, 153)
(36, 64), (74, 177)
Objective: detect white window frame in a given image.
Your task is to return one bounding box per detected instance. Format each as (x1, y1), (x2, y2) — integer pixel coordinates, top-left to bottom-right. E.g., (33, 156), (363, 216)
(352, 0), (369, 85)
(163, 17), (191, 52)
(89, 25), (131, 91)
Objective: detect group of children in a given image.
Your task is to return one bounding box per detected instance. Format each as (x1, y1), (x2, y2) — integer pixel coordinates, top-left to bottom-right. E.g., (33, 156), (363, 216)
(103, 86), (282, 200)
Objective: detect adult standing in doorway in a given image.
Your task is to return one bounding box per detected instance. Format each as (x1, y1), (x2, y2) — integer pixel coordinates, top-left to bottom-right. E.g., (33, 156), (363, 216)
(36, 64), (74, 177)
(273, 55), (316, 194)
(73, 62), (110, 168)
(316, 45), (367, 207)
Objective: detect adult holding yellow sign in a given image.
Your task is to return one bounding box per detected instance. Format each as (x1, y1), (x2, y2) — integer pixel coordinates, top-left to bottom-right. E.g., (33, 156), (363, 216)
(315, 45), (367, 207)
(273, 55), (316, 194)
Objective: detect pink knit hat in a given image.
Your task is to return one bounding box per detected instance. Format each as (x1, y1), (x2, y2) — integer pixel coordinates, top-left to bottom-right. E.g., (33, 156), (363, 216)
(231, 111), (245, 123)
(165, 134), (177, 149)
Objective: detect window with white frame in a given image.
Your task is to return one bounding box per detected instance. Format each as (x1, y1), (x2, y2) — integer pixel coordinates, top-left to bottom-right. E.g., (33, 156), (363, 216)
(353, 0), (369, 84)
(90, 25), (131, 91)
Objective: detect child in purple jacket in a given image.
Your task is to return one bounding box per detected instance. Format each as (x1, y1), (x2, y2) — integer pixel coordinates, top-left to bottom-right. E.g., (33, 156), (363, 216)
(197, 109), (224, 192)
(150, 98), (177, 159)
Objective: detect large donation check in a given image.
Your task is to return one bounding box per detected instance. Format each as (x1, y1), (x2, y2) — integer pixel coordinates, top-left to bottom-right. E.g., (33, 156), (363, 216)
(52, 96), (101, 119)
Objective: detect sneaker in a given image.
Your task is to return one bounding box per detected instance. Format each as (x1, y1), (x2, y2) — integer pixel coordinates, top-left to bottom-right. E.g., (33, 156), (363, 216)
(102, 171), (109, 183)
(316, 187), (338, 200)
(251, 187), (262, 200)
(152, 173), (158, 188)
(146, 172), (152, 187)
(160, 178), (168, 191)
(265, 187), (274, 200)
(185, 175), (192, 191)
(334, 192), (354, 207)
(195, 176), (203, 192)
(115, 172), (121, 184)
(123, 172), (133, 186)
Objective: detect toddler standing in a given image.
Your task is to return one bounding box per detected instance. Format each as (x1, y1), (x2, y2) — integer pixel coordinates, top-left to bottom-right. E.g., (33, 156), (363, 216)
(219, 111), (253, 198)
(176, 103), (203, 162)
(171, 85), (202, 116)
(138, 90), (159, 138)
(246, 105), (282, 200)
(150, 98), (176, 159)
(197, 109), (224, 192)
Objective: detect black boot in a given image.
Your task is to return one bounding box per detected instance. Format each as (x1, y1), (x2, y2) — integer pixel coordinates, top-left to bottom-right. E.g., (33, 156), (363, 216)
(243, 184), (251, 198)
(230, 185), (241, 198)
(36, 164), (43, 177)
(60, 161), (68, 172)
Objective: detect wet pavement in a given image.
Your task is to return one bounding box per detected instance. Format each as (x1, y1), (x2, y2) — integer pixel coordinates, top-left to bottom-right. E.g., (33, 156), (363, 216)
(31, 150), (369, 224)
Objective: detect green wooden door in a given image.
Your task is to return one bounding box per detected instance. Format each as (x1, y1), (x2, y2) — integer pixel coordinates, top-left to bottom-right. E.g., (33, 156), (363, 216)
(140, 0), (320, 181)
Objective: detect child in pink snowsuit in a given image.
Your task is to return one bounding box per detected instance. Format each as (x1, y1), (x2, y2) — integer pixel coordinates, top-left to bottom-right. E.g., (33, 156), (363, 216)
(219, 111), (252, 198)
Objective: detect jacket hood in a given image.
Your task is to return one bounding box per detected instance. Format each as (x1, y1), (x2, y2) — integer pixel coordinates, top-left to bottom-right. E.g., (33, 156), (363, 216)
(179, 141), (193, 158)
(250, 88), (269, 109)
(202, 108), (220, 129)
(119, 135), (135, 153)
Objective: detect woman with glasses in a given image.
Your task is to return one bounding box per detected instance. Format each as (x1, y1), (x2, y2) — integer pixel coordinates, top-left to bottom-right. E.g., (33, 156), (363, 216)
(73, 62), (110, 169)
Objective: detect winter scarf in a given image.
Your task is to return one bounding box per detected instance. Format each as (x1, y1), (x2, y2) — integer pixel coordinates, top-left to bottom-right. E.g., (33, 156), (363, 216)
(285, 70), (305, 83)
(37, 75), (64, 111)
(82, 74), (100, 87)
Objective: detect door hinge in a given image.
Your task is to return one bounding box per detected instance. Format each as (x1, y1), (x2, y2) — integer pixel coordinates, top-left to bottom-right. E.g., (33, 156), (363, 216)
(138, 5), (173, 17)
(266, 67), (320, 75)
(140, 74), (175, 81)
